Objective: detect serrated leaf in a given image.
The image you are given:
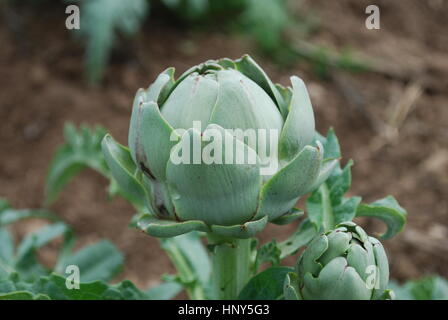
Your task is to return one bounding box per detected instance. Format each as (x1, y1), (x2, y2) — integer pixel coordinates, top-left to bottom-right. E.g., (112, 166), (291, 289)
(16, 222), (69, 262)
(238, 267), (293, 300)
(333, 196), (362, 224)
(75, 0), (149, 82)
(278, 219), (317, 258)
(306, 129), (355, 231)
(59, 240), (123, 282)
(254, 240), (281, 271)
(15, 222), (71, 280)
(0, 273), (147, 300)
(45, 123), (108, 205)
(356, 196), (407, 239)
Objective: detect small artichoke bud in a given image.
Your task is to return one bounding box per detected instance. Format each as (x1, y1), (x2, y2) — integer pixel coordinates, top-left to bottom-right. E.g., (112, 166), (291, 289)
(286, 221), (392, 300)
(102, 55), (339, 238)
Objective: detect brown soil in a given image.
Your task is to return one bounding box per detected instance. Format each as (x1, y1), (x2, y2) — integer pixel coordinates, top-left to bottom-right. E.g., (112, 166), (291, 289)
(0, 0), (447, 290)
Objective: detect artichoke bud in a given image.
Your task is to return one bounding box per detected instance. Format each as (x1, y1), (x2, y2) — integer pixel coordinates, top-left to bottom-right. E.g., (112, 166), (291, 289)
(287, 221), (391, 300)
(102, 55), (338, 238)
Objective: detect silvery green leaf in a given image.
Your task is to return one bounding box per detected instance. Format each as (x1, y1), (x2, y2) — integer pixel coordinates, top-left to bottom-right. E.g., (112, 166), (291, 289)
(278, 218), (317, 258)
(166, 126), (261, 226)
(209, 69), (284, 158)
(238, 267), (293, 300)
(136, 101), (180, 181)
(138, 214), (208, 238)
(279, 76), (315, 161)
(258, 145), (321, 221)
(101, 134), (147, 211)
(45, 123), (108, 205)
(0, 229), (14, 269)
(356, 196), (407, 239)
(57, 240), (123, 283)
(161, 73), (219, 129)
(283, 272), (301, 300)
(302, 257), (371, 300)
(210, 216), (268, 239)
(233, 54), (288, 115)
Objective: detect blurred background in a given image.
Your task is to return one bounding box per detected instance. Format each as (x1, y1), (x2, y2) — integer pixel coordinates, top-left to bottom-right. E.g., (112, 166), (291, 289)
(0, 0), (447, 289)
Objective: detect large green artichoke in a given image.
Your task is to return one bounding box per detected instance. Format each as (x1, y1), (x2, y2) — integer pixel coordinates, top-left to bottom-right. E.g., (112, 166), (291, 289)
(102, 55), (338, 238)
(284, 221), (394, 300)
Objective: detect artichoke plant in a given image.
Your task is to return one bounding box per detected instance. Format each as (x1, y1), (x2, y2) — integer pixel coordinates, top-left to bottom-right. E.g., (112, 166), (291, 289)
(284, 221), (394, 300)
(102, 55), (338, 239)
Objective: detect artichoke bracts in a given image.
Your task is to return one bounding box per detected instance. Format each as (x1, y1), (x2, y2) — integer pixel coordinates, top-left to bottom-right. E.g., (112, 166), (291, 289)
(102, 55), (338, 238)
(284, 221), (394, 300)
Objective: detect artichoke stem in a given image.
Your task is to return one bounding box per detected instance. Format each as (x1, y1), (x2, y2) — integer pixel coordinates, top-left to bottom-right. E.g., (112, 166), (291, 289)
(207, 235), (252, 300)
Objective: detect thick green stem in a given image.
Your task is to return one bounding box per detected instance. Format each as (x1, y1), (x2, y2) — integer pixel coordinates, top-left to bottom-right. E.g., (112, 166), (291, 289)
(320, 183), (334, 232)
(207, 235), (252, 300)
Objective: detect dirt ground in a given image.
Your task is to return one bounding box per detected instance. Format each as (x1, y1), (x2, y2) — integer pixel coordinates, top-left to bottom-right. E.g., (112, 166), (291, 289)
(0, 0), (447, 290)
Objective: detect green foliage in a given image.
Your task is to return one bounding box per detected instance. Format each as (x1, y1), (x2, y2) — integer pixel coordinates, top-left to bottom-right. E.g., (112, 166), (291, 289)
(0, 273), (146, 300)
(306, 128), (407, 238)
(0, 198), (59, 225)
(253, 240), (281, 272)
(277, 218), (316, 258)
(0, 199), (151, 300)
(391, 276), (448, 300)
(46, 123), (212, 299)
(72, 0), (149, 83)
(56, 240), (124, 282)
(161, 232), (211, 299)
(356, 196), (407, 239)
(45, 123), (109, 205)
(162, 0), (209, 20)
(241, 0), (290, 53)
(306, 129), (361, 230)
(238, 267), (293, 300)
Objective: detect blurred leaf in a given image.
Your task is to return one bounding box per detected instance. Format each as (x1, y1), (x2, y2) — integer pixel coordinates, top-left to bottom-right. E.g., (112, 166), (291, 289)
(254, 240), (281, 272)
(0, 273), (147, 300)
(161, 232), (211, 287)
(306, 129), (360, 231)
(0, 291), (50, 300)
(72, 0), (149, 83)
(45, 123), (108, 205)
(0, 198), (59, 226)
(15, 222), (71, 280)
(57, 240), (123, 282)
(162, 0), (209, 20)
(278, 218), (317, 258)
(101, 134), (147, 211)
(0, 228), (14, 265)
(391, 276), (448, 300)
(306, 130), (407, 236)
(145, 280), (183, 300)
(356, 196), (407, 239)
(242, 0), (290, 53)
(238, 267), (293, 300)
